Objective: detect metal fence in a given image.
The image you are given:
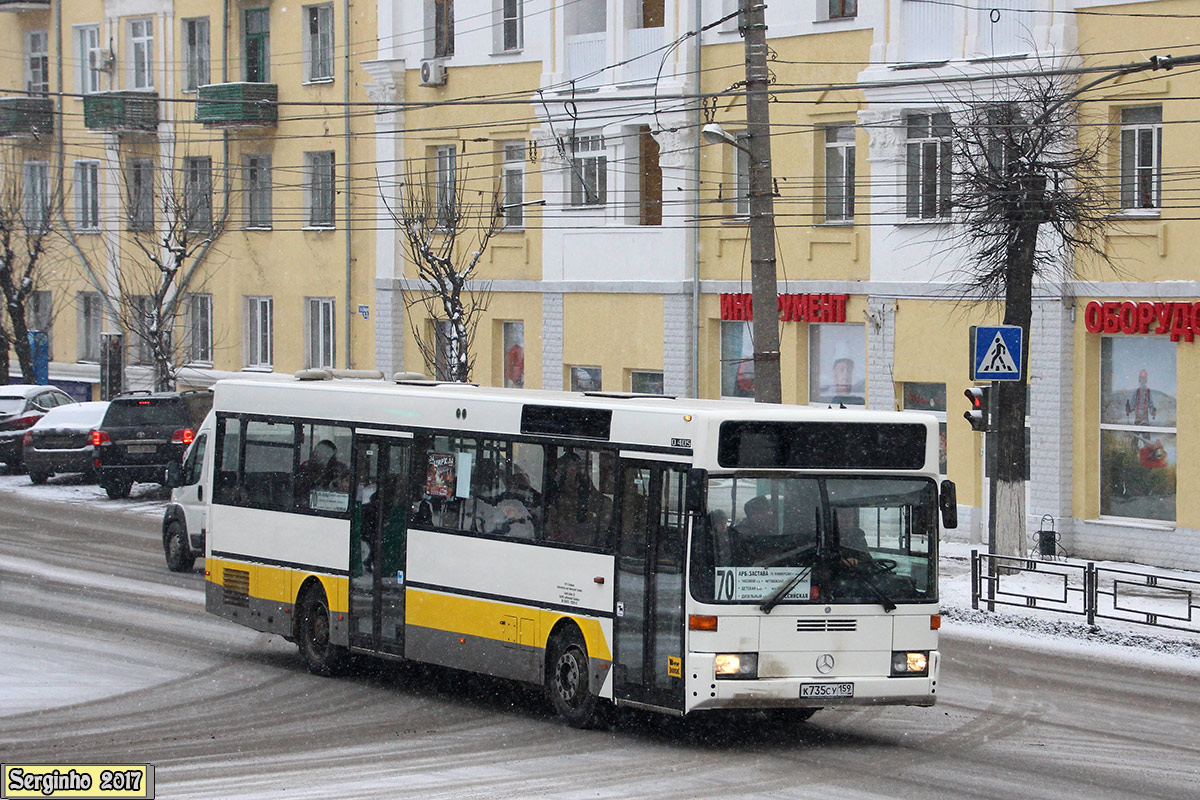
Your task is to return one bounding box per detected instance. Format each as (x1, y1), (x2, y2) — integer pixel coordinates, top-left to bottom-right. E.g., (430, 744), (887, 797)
(970, 550), (1200, 635)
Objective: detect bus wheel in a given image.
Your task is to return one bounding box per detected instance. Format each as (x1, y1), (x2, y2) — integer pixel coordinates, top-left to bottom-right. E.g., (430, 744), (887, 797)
(163, 521), (195, 572)
(297, 584), (349, 677)
(546, 629), (601, 728)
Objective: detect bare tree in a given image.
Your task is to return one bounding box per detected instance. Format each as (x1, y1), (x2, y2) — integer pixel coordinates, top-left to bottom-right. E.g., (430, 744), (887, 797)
(389, 153), (503, 382)
(111, 149), (227, 391)
(0, 147), (60, 384)
(948, 70), (1110, 557)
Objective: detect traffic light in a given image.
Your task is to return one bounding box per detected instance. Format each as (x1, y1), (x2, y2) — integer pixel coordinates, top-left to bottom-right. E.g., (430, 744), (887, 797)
(964, 386), (990, 432)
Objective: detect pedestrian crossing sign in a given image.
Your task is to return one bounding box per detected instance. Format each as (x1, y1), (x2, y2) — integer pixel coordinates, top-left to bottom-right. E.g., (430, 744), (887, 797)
(969, 325), (1023, 381)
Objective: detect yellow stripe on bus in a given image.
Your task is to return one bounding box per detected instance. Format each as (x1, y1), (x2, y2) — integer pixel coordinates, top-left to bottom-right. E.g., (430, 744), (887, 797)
(206, 558), (349, 613)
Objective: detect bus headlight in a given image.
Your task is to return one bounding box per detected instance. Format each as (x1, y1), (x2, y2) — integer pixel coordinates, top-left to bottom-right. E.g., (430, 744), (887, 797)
(714, 653), (758, 679)
(891, 651), (929, 676)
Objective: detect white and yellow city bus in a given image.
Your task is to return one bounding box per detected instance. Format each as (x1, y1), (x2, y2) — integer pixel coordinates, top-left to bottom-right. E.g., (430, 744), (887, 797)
(197, 373), (955, 726)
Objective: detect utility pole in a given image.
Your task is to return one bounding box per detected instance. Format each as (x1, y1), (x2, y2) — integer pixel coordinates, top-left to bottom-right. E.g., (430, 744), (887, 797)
(740, 0), (781, 404)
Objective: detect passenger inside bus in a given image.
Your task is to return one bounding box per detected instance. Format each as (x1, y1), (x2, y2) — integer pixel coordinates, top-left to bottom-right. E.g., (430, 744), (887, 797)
(545, 451), (607, 547)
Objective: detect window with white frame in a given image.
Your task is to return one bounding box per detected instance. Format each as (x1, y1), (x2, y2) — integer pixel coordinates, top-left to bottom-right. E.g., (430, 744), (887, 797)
(502, 141), (524, 228)
(305, 151), (335, 228)
(25, 30), (48, 96)
(1100, 336), (1176, 522)
(720, 321), (754, 398)
(184, 156), (213, 232)
(183, 18), (210, 92)
(306, 297), (336, 369)
(78, 292), (103, 362)
(496, 0), (523, 52)
(244, 154), (272, 229)
(824, 124), (855, 222)
(129, 18), (154, 90)
(433, 0), (455, 58)
(23, 161), (49, 231)
(733, 132), (750, 216)
(902, 382), (946, 474)
(435, 145), (457, 227)
(244, 7), (270, 83)
(245, 296), (274, 368)
(567, 135), (606, 207)
(824, 0), (857, 19)
(76, 25), (103, 94)
(501, 320), (524, 388)
(127, 158), (154, 232)
(1120, 106), (1162, 211)
(74, 161), (100, 230)
(304, 4), (335, 82)
(905, 111), (952, 219)
(631, 370), (664, 394)
(186, 293), (213, 365)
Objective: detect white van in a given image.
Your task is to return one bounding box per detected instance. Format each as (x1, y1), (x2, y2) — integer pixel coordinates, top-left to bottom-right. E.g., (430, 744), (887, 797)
(162, 410), (215, 572)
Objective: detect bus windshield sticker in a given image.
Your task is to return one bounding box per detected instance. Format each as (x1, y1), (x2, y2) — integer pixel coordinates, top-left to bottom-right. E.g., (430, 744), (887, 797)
(426, 453), (455, 498)
(714, 566), (812, 602)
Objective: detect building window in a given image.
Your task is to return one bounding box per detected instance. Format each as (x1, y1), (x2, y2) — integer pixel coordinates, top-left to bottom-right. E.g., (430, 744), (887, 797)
(127, 158), (154, 232)
(1100, 336), (1176, 522)
(184, 157), (213, 232)
(25, 30), (49, 96)
(74, 161), (100, 230)
(720, 320), (754, 399)
(501, 141), (524, 228)
(30, 290), (52, 352)
(305, 151), (336, 228)
(306, 297), (336, 369)
(902, 382), (947, 474)
(78, 292), (103, 362)
(129, 19), (154, 90)
(432, 319), (456, 380)
(498, 0), (523, 52)
(824, 124), (855, 222)
(1120, 106), (1162, 211)
(244, 154), (272, 229)
(567, 135), (606, 207)
(77, 25), (103, 94)
(733, 132), (750, 217)
(187, 293), (213, 365)
(502, 320), (524, 388)
(434, 0), (455, 58)
(631, 370), (664, 394)
(827, 0), (857, 19)
(183, 18), (210, 92)
(905, 111), (952, 219)
(435, 145), (457, 228)
(569, 366), (602, 392)
(245, 296), (274, 368)
(129, 295), (154, 365)
(23, 162), (49, 231)
(244, 7), (270, 83)
(304, 4), (335, 82)
(809, 323), (865, 406)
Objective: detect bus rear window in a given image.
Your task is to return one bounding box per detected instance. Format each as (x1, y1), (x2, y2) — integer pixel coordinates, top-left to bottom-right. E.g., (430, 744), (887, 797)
(717, 421), (927, 470)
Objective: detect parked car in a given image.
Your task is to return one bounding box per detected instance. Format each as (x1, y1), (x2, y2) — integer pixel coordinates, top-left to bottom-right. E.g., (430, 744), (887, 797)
(162, 411), (213, 572)
(93, 390), (214, 499)
(22, 400), (110, 484)
(0, 384), (77, 472)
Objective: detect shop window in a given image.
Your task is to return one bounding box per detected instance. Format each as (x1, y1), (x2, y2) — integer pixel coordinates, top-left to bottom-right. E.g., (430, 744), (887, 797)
(631, 370), (664, 394)
(1120, 106), (1161, 211)
(720, 320), (754, 399)
(502, 321), (524, 388)
(902, 382), (947, 474)
(569, 366), (602, 392)
(810, 323), (865, 405)
(1100, 336), (1176, 522)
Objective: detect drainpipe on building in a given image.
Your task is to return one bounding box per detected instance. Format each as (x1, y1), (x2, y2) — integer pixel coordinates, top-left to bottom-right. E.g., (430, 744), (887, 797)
(343, 0), (354, 369)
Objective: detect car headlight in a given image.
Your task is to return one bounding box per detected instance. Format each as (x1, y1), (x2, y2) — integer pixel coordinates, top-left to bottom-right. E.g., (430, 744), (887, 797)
(891, 651), (929, 676)
(714, 653), (758, 679)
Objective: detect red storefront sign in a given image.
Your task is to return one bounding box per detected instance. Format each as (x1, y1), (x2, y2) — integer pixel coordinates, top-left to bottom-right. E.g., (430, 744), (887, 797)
(720, 293), (849, 323)
(1083, 300), (1200, 342)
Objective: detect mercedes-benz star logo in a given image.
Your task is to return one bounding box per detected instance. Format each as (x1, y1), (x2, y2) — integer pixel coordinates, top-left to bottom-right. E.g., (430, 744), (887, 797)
(816, 654), (835, 674)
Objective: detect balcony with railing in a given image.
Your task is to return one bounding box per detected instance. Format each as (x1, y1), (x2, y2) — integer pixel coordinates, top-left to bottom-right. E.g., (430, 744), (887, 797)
(0, 97), (53, 137)
(902, 1), (954, 63)
(566, 33), (606, 88)
(83, 91), (159, 132)
(195, 82), (278, 127)
(625, 27), (666, 83)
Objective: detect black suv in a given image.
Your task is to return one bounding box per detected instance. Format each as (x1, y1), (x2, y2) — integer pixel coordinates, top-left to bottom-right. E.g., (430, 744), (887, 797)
(94, 390), (213, 499)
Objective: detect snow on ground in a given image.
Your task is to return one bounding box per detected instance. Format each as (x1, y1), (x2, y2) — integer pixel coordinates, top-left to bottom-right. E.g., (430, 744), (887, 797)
(0, 470), (168, 518)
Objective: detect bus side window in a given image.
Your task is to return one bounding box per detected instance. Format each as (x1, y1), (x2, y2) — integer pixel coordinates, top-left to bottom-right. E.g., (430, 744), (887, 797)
(214, 416), (242, 505)
(243, 420), (296, 510)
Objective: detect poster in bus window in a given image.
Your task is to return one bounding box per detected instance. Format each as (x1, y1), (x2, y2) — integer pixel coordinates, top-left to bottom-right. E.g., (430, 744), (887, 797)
(426, 452), (456, 498)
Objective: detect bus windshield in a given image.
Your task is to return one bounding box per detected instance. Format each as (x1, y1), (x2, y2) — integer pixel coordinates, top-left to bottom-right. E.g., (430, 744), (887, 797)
(689, 475), (937, 607)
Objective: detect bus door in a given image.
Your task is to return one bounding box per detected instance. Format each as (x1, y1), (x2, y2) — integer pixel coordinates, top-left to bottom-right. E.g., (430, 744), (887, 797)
(612, 461), (687, 712)
(349, 433), (412, 656)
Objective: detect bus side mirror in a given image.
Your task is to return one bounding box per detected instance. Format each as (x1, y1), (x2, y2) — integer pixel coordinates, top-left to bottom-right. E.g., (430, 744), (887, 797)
(685, 469), (707, 513)
(939, 480), (958, 529)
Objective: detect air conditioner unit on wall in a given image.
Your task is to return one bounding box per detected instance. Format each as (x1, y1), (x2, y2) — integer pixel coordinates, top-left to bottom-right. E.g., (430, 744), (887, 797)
(420, 59), (447, 87)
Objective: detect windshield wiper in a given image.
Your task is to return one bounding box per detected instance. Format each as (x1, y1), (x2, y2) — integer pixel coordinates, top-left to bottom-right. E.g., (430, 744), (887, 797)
(759, 567), (812, 614)
(842, 564), (897, 613)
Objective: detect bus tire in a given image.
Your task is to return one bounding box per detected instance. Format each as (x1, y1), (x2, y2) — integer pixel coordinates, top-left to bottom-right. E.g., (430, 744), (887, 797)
(546, 628), (601, 728)
(297, 583), (349, 677)
(163, 521), (195, 572)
